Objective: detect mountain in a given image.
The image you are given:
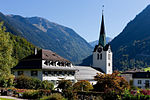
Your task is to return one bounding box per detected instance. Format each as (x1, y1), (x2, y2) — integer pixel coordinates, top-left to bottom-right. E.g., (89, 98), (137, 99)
(110, 5), (150, 70)
(89, 37), (112, 47)
(0, 12), (92, 64)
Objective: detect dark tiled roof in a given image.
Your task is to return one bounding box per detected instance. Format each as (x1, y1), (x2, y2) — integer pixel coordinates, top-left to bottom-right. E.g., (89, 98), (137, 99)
(133, 72), (150, 78)
(42, 49), (71, 63)
(12, 60), (42, 69)
(12, 49), (71, 69)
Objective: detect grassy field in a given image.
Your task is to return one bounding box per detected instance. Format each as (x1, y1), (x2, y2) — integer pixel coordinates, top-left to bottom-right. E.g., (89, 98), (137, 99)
(0, 98), (14, 100)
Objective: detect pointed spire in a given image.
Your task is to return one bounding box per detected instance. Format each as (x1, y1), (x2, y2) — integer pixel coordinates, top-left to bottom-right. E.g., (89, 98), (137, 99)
(98, 6), (106, 47)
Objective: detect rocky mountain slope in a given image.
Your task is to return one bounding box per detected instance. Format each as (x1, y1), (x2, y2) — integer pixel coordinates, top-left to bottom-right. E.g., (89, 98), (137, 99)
(0, 12), (93, 64)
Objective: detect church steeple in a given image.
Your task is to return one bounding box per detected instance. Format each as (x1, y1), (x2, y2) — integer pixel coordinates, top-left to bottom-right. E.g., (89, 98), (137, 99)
(98, 11), (106, 47)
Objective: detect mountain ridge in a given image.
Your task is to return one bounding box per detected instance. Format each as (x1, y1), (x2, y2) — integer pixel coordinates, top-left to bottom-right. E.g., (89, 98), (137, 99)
(0, 12), (93, 64)
(89, 37), (112, 47)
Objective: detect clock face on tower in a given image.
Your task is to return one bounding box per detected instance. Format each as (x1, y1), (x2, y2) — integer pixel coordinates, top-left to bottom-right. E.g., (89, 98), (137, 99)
(97, 47), (102, 53)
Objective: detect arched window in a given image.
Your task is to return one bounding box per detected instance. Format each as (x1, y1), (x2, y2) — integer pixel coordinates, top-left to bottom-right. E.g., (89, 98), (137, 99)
(108, 54), (111, 60)
(100, 54), (102, 60)
(97, 54), (99, 60)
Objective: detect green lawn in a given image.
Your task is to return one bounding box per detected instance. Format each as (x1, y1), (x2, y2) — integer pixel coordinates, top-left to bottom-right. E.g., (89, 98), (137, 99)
(144, 67), (150, 71)
(0, 98), (14, 100)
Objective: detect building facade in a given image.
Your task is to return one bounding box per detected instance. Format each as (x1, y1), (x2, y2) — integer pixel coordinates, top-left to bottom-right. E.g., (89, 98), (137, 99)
(12, 49), (77, 86)
(133, 72), (150, 89)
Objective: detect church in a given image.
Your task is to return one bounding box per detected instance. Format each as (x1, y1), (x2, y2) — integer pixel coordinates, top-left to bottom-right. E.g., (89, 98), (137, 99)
(92, 13), (112, 74)
(12, 12), (113, 85)
(75, 12), (113, 84)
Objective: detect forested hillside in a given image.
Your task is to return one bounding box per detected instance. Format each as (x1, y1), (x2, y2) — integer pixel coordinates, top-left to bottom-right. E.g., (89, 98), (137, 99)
(0, 22), (35, 85)
(111, 5), (150, 70)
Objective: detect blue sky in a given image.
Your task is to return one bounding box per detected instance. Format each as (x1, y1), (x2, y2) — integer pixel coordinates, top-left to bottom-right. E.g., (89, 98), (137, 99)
(0, 0), (150, 42)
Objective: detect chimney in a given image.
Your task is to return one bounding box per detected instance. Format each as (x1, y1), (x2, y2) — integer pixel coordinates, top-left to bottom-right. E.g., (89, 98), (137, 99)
(34, 48), (37, 55)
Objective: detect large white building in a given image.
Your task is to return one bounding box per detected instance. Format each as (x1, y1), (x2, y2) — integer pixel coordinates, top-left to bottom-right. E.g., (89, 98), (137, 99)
(12, 49), (77, 86)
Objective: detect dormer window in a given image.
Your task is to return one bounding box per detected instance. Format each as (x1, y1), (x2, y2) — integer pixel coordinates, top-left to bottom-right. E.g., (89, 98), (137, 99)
(50, 61), (53, 66)
(44, 61), (48, 65)
(66, 63), (71, 67)
(57, 62), (60, 66)
(61, 62), (64, 66)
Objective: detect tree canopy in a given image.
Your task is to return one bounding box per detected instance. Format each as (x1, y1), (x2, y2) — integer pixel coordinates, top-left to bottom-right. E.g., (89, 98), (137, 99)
(94, 71), (129, 93)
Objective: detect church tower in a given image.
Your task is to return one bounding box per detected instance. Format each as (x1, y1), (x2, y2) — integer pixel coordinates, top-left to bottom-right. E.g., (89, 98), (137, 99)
(92, 12), (113, 74)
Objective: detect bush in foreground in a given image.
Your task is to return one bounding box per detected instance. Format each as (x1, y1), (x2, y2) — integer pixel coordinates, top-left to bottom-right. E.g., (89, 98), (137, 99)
(14, 75), (41, 89)
(22, 90), (40, 99)
(40, 93), (66, 100)
(73, 80), (93, 91)
(14, 75), (54, 90)
(40, 80), (54, 90)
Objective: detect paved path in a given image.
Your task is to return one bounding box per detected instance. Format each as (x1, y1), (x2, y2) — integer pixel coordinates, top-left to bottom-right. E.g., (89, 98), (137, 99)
(0, 96), (26, 100)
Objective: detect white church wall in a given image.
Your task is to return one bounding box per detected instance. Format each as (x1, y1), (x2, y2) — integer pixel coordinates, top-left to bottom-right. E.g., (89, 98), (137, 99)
(106, 50), (113, 74)
(92, 48), (113, 74)
(93, 50), (107, 73)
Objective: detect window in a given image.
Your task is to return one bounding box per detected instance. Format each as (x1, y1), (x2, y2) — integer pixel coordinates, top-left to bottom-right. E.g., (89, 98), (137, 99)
(108, 63), (110, 66)
(145, 80), (149, 88)
(138, 86), (141, 89)
(54, 71), (57, 76)
(100, 54), (102, 60)
(31, 71), (38, 76)
(138, 80), (142, 84)
(69, 71), (72, 76)
(64, 71), (67, 75)
(18, 71), (23, 75)
(59, 71), (62, 76)
(97, 54), (99, 60)
(43, 71), (48, 76)
(108, 54), (111, 60)
(71, 71), (75, 76)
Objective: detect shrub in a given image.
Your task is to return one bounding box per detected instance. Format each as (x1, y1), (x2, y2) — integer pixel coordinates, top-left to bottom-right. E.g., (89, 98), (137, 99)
(40, 93), (66, 100)
(22, 90), (40, 99)
(40, 80), (54, 90)
(0, 74), (15, 88)
(14, 75), (41, 89)
(94, 71), (129, 94)
(73, 80), (93, 91)
(57, 80), (73, 90)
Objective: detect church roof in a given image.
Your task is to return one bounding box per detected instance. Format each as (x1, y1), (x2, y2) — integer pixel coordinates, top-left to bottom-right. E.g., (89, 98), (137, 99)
(98, 13), (106, 47)
(93, 44), (111, 52)
(75, 66), (102, 81)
